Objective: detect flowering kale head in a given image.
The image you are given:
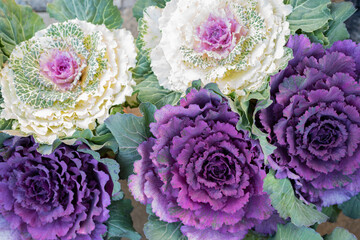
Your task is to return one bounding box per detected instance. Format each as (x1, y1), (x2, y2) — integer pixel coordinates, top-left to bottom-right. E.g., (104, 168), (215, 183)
(129, 88), (275, 240)
(0, 136), (113, 240)
(195, 11), (246, 58)
(258, 34), (360, 207)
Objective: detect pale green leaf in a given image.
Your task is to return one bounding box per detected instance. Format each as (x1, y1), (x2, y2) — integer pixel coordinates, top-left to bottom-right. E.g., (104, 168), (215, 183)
(339, 193), (360, 219)
(133, 0), (169, 21)
(325, 2), (356, 45)
(47, 0), (123, 29)
(145, 207), (187, 240)
(131, 48), (153, 83)
(134, 74), (182, 109)
(264, 170), (328, 227)
(62, 124), (118, 153)
(287, 0), (332, 34)
(106, 198), (141, 240)
(105, 102), (156, 179)
(324, 227), (357, 240)
(271, 223), (322, 240)
(0, 0), (45, 59)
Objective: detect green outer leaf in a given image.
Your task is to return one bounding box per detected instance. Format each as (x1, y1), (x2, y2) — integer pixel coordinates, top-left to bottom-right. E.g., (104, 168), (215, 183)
(0, 119), (14, 130)
(144, 207), (187, 240)
(321, 205), (341, 223)
(0, 0), (45, 60)
(264, 170), (328, 227)
(105, 113), (146, 179)
(271, 223), (322, 240)
(0, 132), (11, 148)
(287, 0), (332, 34)
(139, 102), (157, 137)
(106, 198), (141, 240)
(243, 231), (269, 240)
(62, 124), (118, 154)
(324, 227), (357, 240)
(134, 74), (182, 109)
(105, 102), (156, 179)
(230, 81), (275, 163)
(325, 2), (356, 45)
(0, 38), (5, 69)
(131, 21), (153, 84)
(47, 0), (123, 29)
(339, 193), (360, 219)
(133, 0), (169, 21)
(131, 49), (153, 83)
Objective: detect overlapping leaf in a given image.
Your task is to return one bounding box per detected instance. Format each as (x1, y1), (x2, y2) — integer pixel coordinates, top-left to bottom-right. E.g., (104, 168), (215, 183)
(287, 0), (356, 47)
(0, 0), (45, 63)
(133, 0), (169, 21)
(339, 193), (360, 219)
(134, 74), (182, 109)
(105, 102), (156, 179)
(264, 170), (328, 227)
(144, 206), (187, 240)
(270, 223), (322, 240)
(324, 227), (357, 240)
(106, 198), (141, 240)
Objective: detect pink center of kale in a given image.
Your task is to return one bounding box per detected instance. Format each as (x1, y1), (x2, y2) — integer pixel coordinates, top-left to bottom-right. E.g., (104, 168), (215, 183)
(39, 49), (80, 90)
(195, 13), (247, 57)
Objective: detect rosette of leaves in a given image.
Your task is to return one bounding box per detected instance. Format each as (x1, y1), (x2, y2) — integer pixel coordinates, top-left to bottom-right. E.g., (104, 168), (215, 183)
(0, 18), (136, 144)
(106, 84), (287, 240)
(132, 0), (293, 100)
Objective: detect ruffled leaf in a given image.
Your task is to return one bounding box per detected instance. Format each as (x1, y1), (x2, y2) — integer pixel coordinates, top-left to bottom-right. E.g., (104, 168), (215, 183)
(131, 49), (153, 83)
(134, 74), (182, 109)
(270, 223), (322, 240)
(144, 206), (187, 240)
(339, 193), (360, 219)
(131, 25), (153, 83)
(264, 170), (328, 227)
(47, 0), (123, 29)
(324, 227), (357, 240)
(133, 0), (169, 21)
(325, 2), (356, 45)
(105, 102), (156, 179)
(0, 0), (45, 61)
(231, 82), (276, 162)
(61, 123), (118, 154)
(77, 147), (123, 200)
(106, 198), (141, 240)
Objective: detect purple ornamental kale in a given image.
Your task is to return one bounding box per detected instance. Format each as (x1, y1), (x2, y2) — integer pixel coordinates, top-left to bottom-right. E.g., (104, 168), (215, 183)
(258, 34), (360, 207)
(129, 88), (276, 240)
(0, 136), (113, 240)
(0, 214), (26, 240)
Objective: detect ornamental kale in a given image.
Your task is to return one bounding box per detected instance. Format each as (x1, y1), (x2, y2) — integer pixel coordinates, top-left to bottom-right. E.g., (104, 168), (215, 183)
(0, 136), (113, 240)
(258, 34), (360, 207)
(0, 20), (136, 144)
(129, 88), (278, 240)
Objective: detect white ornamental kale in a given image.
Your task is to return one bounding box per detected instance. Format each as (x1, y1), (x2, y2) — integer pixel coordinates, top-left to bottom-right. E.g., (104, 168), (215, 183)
(140, 0), (293, 96)
(0, 19), (136, 144)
